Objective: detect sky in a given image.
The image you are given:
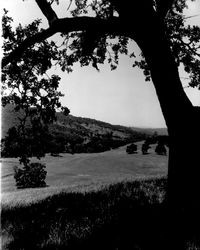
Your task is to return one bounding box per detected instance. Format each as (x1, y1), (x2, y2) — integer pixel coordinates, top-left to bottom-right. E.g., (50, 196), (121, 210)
(1, 0), (200, 128)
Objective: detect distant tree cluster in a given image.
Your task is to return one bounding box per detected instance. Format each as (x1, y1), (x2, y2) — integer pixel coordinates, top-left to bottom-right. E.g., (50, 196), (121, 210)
(1, 128), (136, 157)
(126, 133), (168, 156)
(51, 132), (135, 154)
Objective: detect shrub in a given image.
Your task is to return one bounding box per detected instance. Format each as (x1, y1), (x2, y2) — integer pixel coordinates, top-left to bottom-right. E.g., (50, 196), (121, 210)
(126, 143), (137, 154)
(142, 142), (151, 154)
(155, 143), (167, 155)
(14, 162), (47, 189)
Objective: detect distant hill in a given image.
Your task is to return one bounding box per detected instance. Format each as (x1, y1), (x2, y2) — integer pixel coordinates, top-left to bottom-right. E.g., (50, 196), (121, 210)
(1, 104), (167, 137)
(52, 112), (147, 141)
(1, 104), (144, 139)
(1, 105), (147, 155)
(1, 104), (166, 155)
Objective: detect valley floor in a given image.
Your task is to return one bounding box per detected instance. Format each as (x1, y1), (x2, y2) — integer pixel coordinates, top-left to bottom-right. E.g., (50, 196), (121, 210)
(1, 142), (168, 195)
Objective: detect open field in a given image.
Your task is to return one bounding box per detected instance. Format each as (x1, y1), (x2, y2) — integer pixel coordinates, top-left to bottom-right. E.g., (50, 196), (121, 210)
(1, 142), (168, 204)
(2, 143), (200, 250)
(1, 142), (168, 194)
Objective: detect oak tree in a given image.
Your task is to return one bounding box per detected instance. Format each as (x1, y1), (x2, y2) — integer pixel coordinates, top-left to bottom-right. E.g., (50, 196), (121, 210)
(2, 0), (200, 247)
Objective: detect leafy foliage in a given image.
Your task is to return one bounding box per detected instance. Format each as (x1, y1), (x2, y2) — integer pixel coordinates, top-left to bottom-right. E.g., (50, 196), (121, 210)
(54, 0), (200, 88)
(14, 162), (47, 189)
(166, 2), (200, 88)
(2, 1), (199, 119)
(2, 10), (65, 118)
(1, 123), (50, 159)
(2, 9), (69, 166)
(142, 142), (151, 155)
(2, 1), (199, 149)
(155, 142), (167, 155)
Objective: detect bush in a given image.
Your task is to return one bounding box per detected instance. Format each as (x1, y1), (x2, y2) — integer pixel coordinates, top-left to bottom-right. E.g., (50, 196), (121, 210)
(126, 143), (137, 154)
(142, 142), (151, 154)
(155, 143), (167, 155)
(14, 162), (47, 189)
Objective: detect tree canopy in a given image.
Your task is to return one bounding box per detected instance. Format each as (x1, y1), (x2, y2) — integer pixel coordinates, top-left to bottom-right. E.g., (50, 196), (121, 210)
(2, 0), (200, 89)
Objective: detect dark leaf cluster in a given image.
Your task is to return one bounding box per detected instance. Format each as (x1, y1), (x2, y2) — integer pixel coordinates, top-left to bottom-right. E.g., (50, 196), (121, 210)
(63, 0), (200, 88)
(14, 162), (47, 189)
(2, 11), (69, 166)
(166, 8), (200, 88)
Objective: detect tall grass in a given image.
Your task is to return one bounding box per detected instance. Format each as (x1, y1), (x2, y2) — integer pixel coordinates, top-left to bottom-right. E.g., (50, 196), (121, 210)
(1, 177), (200, 249)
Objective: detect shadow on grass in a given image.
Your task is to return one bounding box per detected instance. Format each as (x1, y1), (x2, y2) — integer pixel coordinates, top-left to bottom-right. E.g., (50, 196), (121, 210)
(1, 177), (200, 250)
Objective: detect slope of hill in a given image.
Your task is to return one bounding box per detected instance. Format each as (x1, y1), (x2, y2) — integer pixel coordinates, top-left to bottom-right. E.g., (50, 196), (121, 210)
(1, 104), (160, 155)
(53, 112), (147, 141)
(1, 104), (162, 138)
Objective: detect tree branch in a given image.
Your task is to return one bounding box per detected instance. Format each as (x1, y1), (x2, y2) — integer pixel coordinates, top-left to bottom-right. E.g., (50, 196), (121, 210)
(54, 16), (122, 33)
(2, 16), (123, 68)
(2, 27), (56, 68)
(35, 0), (58, 25)
(178, 39), (200, 58)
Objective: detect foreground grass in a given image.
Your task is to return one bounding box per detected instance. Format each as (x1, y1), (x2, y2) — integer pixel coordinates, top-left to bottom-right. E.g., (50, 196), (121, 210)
(1, 177), (200, 250)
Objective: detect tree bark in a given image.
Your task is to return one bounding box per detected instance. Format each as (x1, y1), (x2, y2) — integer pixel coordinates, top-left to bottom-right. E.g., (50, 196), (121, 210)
(132, 15), (200, 248)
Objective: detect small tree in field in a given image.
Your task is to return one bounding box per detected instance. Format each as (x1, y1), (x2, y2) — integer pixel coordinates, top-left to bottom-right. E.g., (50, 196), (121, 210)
(14, 162), (47, 189)
(141, 142), (151, 155)
(155, 142), (167, 155)
(126, 143), (137, 154)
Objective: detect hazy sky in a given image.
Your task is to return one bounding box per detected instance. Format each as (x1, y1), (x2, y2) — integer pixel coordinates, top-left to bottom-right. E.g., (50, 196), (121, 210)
(1, 0), (200, 128)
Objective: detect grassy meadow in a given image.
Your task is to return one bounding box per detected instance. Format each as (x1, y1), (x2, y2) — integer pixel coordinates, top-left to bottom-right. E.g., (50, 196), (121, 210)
(1, 142), (167, 194)
(1, 142), (199, 249)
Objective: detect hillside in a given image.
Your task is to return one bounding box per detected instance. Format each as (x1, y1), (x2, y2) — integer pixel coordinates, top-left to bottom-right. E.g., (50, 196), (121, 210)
(1, 104), (164, 155)
(52, 112), (147, 141)
(1, 104), (165, 138)
(1, 105), (146, 155)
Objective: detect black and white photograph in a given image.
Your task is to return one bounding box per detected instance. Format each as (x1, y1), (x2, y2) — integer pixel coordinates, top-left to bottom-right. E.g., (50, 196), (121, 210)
(1, 0), (200, 249)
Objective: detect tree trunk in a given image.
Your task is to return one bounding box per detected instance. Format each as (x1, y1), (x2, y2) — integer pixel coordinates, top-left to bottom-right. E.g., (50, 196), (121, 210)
(131, 16), (200, 248)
